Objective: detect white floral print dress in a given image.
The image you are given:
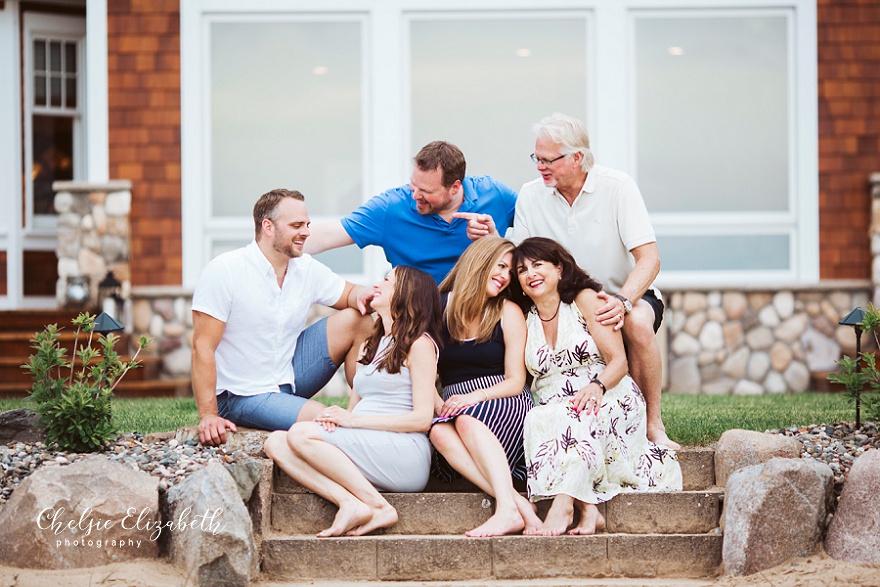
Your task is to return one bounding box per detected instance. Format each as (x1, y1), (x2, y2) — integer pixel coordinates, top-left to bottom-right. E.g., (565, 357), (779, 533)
(523, 301), (682, 503)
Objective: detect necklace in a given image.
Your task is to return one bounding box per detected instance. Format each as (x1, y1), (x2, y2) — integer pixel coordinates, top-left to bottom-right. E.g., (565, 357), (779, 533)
(538, 302), (561, 322)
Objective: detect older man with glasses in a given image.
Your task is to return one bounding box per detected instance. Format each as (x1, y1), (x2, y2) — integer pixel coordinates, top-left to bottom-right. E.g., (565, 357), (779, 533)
(508, 112), (679, 451)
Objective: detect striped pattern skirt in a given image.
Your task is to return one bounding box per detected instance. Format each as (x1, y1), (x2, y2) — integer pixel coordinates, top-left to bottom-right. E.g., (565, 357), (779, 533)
(431, 374), (535, 482)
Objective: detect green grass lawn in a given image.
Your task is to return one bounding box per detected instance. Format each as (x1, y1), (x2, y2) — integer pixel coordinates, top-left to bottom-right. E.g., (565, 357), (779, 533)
(0, 392), (857, 447)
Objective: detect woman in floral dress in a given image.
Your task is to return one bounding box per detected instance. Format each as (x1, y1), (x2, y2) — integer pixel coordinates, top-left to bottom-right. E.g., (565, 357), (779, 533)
(513, 237), (682, 536)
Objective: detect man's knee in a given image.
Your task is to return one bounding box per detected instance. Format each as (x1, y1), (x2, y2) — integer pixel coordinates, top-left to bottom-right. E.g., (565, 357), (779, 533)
(327, 308), (374, 344)
(623, 310), (658, 351)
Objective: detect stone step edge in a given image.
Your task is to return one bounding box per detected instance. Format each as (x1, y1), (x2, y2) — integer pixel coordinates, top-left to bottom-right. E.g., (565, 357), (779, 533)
(260, 532), (724, 582)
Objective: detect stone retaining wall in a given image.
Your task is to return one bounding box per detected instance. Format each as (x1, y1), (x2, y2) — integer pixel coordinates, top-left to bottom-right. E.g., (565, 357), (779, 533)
(54, 180), (132, 309)
(664, 283), (872, 395)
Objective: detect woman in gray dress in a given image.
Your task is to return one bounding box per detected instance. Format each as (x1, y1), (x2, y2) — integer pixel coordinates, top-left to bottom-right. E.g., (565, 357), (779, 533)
(264, 266), (442, 538)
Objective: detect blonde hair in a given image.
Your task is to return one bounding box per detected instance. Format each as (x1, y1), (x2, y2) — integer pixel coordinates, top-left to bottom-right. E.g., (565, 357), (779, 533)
(439, 237), (515, 344)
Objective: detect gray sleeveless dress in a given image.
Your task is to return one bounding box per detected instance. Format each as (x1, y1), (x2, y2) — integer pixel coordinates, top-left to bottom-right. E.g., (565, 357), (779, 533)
(319, 335), (432, 492)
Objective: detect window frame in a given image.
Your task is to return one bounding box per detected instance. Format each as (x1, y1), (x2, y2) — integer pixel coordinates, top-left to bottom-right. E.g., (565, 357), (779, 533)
(180, 0), (818, 289)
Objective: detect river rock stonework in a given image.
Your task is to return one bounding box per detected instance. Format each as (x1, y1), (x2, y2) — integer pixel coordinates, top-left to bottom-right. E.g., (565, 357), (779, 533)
(664, 286), (872, 394)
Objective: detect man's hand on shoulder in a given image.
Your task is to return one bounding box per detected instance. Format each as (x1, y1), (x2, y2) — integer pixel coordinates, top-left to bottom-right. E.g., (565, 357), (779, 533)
(453, 212), (498, 241)
(198, 414), (238, 446)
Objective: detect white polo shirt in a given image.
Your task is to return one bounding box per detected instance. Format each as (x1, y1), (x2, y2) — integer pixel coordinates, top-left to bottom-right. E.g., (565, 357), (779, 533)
(192, 240), (345, 396)
(508, 165), (657, 295)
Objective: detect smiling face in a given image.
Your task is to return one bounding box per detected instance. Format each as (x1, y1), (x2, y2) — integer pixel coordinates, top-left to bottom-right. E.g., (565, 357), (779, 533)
(486, 252), (513, 298)
(516, 256), (562, 301)
(410, 165), (461, 216)
(533, 135), (583, 191)
(268, 197), (311, 258)
(371, 268), (397, 311)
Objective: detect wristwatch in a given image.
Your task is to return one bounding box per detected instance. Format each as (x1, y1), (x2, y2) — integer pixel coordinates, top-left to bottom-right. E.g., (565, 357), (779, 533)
(614, 294), (632, 314)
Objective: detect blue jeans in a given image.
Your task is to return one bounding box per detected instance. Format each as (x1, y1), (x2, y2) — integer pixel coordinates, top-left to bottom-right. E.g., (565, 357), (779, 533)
(217, 317), (338, 431)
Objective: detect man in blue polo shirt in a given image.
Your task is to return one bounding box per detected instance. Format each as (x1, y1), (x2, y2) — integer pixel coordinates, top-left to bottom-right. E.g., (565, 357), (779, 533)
(304, 141), (516, 284)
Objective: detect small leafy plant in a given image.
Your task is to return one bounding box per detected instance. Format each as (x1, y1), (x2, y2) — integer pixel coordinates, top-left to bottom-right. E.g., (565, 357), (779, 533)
(22, 312), (152, 452)
(828, 304), (880, 428)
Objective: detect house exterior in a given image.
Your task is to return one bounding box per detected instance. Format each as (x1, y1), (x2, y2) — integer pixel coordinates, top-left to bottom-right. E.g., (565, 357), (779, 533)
(1, 0), (878, 393)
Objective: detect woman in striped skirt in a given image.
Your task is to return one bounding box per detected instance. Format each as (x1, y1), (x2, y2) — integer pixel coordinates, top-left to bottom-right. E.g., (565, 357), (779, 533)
(429, 237), (542, 537)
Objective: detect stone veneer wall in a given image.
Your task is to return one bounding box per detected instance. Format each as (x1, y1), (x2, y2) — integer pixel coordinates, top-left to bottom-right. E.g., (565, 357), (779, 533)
(664, 284), (872, 395)
(54, 180), (132, 309)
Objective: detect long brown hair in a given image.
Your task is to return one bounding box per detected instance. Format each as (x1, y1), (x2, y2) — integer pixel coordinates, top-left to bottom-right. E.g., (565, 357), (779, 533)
(439, 237), (515, 343)
(512, 237), (602, 306)
(359, 266), (442, 374)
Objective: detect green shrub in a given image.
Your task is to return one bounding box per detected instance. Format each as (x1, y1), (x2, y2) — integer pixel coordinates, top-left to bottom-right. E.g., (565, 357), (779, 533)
(22, 313), (151, 452)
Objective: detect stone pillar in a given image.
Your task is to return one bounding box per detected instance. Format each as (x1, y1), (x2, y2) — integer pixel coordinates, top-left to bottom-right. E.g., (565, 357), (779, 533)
(53, 180), (132, 310)
(872, 173), (880, 306)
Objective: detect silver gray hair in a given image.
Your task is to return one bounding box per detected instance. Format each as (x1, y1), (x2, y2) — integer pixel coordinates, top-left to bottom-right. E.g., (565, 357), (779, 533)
(533, 113), (595, 172)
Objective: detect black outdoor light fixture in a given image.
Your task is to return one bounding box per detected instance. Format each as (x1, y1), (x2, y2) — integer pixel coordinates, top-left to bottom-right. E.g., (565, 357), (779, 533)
(92, 311), (125, 334)
(839, 306), (867, 427)
(97, 270), (124, 319)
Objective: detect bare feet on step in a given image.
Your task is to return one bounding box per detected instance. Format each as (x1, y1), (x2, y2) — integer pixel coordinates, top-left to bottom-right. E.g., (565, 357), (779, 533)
(647, 426), (681, 451)
(465, 503), (525, 537)
(516, 493), (543, 535)
(345, 502), (399, 537)
(317, 500), (372, 537)
(534, 497), (574, 536)
(568, 502), (605, 535)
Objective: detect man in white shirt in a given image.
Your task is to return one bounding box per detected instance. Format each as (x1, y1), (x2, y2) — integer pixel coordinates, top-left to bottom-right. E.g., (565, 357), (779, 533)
(192, 189), (375, 446)
(508, 113), (679, 450)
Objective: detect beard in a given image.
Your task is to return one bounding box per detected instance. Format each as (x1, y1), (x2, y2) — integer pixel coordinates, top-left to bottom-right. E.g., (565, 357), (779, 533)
(272, 231), (302, 258)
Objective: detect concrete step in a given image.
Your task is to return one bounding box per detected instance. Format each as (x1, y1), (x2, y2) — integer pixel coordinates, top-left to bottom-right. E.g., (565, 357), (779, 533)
(260, 533), (723, 582)
(273, 447), (717, 493)
(270, 490), (721, 536)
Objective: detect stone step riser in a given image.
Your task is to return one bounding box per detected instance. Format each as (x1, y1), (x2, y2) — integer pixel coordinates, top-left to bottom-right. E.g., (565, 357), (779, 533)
(273, 447), (717, 494)
(270, 490), (721, 536)
(261, 534), (723, 582)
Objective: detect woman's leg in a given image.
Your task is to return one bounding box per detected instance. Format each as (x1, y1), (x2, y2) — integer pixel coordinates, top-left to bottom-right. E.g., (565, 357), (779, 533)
(264, 429), (372, 537)
(430, 417), (541, 536)
(569, 500), (605, 535)
(538, 493), (576, 536)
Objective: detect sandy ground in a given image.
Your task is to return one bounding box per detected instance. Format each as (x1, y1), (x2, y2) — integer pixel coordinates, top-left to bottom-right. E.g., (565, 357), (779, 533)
(1, 551), (879, 587)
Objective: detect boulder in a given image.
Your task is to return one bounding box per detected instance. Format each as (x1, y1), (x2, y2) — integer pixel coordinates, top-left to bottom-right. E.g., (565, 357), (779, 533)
(0, 456), (159, 569)
(715, 429), (801, 486)
(165, 461), (258, 587)
(825, 450), (880, 563)
(0, 408), (46, 444)
(723, 458), (833, 576)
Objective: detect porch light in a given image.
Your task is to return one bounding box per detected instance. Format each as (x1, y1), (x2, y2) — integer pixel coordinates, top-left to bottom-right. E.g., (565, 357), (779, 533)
(97, 271), (123, 319)
(64, 275), (90, 308)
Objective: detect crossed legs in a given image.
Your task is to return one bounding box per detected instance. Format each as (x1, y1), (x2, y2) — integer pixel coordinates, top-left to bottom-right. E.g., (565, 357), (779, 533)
(264, 423), (397, 537)
(430, 416), (542, 537)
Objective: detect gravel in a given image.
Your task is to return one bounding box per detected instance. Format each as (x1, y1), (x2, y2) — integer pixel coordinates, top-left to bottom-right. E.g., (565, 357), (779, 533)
(0, 432), (252, 510)
(767, 420), (879, 499)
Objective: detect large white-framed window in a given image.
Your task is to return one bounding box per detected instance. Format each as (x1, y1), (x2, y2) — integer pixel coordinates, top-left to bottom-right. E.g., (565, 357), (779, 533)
(181, 0), (817, 289)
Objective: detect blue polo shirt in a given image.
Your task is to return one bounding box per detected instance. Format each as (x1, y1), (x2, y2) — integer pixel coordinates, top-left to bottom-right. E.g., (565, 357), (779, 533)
(340, 175), (517, 284)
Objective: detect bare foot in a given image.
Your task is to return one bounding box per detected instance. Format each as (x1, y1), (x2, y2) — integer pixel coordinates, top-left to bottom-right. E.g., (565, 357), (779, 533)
(536, 497), (574, 536)
(466, 504), (525, 538)
(515, 493), (543, 535)
(317, 501), (372, 537)
(648, 427), (681, 451)
(568, 502), (605, 535)
(345, 503), (399, 537)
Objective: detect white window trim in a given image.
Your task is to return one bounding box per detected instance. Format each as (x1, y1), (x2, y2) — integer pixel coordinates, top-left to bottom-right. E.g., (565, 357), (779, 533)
(181, 0), (818, 289)
(22, 12), (87, 237)
(0, 2), (21, 309)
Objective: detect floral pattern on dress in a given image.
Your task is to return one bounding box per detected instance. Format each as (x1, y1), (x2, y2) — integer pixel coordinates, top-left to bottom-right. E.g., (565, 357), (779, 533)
(523, 302), (682, 503)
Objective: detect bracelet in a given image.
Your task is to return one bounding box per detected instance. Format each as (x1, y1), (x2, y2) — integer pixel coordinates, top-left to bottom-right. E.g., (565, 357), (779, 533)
(480, 390), (489, 402)
(591, 376), (606, 394)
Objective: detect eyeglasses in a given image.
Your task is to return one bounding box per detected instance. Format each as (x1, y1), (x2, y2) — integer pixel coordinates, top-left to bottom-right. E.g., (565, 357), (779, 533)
(530, 153), (566, 166)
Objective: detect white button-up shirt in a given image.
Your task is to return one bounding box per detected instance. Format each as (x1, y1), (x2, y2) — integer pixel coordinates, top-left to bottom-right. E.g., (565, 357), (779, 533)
(192, 240), (345, 396)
